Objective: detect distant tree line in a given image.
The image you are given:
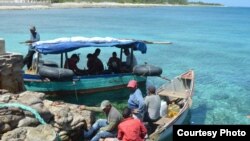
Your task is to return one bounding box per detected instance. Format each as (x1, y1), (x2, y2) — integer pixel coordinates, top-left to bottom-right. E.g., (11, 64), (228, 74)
(189, 1), (222, 6)
(51, 0), (188, 5)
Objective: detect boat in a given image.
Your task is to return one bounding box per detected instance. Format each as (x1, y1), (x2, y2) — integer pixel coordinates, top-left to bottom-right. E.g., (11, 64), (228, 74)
(101, 70), (194, 141)
(148, 70), (195, 141)
(23, 37), (166, 95)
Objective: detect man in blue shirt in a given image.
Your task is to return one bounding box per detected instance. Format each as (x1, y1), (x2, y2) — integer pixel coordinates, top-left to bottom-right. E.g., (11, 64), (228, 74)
(127, 80), (145, 121)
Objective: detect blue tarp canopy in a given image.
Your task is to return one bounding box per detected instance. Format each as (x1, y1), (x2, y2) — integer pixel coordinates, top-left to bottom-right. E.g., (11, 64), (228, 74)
(33, 37), (147, 54)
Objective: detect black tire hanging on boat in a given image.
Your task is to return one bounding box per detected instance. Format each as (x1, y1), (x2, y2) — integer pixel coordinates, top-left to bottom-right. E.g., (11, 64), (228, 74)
(38, 60), (59, 68)
(42, 61), (59, 68)
(38, 66), (74, 81)
(133, 64), (162, 76)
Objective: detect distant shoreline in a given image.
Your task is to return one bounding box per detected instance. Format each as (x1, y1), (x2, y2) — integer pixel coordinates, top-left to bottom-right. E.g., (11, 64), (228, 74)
(0, 2), (222, 10)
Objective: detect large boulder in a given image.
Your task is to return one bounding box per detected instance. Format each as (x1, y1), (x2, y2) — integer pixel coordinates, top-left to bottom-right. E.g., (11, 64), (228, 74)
(0, 53), (24, 93)
(1, 125), (57, 141)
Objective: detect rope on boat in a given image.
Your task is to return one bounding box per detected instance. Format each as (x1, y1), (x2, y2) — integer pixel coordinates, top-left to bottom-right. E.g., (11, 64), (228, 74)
(0, 103), (61, 141)
(159, 75), (171, 81)
(72, 81), (79, 102)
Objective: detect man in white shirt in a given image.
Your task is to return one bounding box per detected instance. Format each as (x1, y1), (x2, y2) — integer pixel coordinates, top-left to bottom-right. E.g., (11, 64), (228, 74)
(144, 85), (161, 122)
(124, 48), (137, 70)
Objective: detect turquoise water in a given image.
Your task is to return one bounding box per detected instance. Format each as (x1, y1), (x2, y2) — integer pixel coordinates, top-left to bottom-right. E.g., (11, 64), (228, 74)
(1, 7), (250, 124)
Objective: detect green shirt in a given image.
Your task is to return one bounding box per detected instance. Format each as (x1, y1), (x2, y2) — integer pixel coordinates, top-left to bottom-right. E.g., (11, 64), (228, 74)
(85, 106), (122, 132)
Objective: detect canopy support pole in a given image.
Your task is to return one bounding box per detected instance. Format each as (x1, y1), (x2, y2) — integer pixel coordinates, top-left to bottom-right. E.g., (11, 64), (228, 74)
(120, 48), (123, 62)
(60, 53), (63, 68)
(130, 48), (134, 70)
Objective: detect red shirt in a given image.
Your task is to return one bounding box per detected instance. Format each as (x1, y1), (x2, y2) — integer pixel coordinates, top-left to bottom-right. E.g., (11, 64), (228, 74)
(117, 117), (147, 141)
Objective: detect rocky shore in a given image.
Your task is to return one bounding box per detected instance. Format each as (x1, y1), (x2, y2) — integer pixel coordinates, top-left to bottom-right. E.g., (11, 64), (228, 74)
(0, 90), (94, 141)
(0, 47), (102, 141)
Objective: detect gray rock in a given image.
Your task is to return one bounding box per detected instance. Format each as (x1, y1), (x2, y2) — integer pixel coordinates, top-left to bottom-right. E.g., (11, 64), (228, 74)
(1, 127), (27, 141)
(17, 117), (39, 127)
(17, 92), (43, 105)
(0, 123), (11, 134)
(0, 94), (11, 102)
(2, 125), (57, 141)
(26, 125), (57, 141)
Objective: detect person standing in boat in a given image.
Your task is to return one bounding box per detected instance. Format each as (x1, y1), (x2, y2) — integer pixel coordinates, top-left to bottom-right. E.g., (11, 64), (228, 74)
(127, 80), (145, 121)
(107, 52), (121, 73)
(79, 100), (122, 141)
(117, 107), (147, 141)
(23, 26), (40, 69)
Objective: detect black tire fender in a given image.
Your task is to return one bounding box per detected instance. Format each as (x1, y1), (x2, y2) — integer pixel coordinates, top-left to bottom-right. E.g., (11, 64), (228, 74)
(133, 64), (162, 76)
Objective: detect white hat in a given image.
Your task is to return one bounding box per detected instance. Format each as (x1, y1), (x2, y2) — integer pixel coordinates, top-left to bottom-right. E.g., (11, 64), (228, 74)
(100, 100), (111, 110)
(30, 26), (36, 31)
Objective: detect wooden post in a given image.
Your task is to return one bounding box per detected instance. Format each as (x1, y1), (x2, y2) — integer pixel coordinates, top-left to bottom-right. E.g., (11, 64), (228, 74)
(0, 38), (5, 54)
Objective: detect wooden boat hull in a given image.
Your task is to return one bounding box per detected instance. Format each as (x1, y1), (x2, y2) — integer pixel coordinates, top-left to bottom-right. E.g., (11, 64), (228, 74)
(149, 70), (195, 141)
(23, 73), (147, 95)
(158, 109), (191, 141)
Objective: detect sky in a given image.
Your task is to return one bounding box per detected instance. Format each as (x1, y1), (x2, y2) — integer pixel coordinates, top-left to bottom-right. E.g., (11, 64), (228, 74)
(190, 0), (250, 7)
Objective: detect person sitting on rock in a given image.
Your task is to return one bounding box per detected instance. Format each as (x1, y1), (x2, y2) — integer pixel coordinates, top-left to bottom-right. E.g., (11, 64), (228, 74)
(79, 100), (122, 141)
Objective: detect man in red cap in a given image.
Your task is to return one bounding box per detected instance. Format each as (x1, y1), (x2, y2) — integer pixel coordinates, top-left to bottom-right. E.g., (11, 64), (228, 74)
(127, 80), (145, 121)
